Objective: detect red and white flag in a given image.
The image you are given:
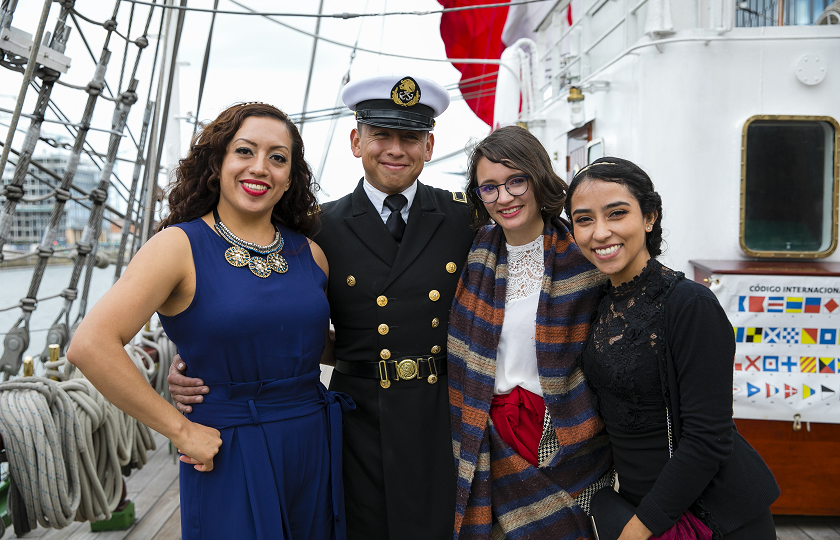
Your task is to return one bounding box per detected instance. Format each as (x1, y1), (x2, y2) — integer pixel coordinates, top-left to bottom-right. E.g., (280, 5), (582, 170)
(438, 0), (558, 126)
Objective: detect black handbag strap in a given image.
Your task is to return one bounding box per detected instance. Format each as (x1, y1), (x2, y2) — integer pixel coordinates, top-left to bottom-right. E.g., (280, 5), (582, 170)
(658, 272), (686, 452)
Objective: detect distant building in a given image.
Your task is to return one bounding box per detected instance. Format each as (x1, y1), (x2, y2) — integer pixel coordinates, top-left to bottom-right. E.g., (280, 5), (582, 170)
(0, 152), (100, 248)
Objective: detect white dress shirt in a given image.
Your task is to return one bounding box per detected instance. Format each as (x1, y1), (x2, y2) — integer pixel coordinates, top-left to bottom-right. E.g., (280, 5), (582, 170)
(362, 178), (417, 225)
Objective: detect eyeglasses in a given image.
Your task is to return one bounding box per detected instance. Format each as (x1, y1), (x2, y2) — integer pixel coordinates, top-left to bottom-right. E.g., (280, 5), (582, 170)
(473, 176), (530, 203)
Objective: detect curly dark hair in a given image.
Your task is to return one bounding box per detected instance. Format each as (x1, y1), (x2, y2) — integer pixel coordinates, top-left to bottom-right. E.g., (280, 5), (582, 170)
(466, 125), (567, 229)
(158, 102), (319, 236)
(563, 156), (664, 257)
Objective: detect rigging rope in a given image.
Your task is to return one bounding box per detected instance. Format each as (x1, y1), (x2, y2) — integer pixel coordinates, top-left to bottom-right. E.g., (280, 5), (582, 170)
(0, 0), (52, 206)
(228, 0), (504, 65)
(118, 3), (136, 94)
(0, 0), (147, 381)
(0, 143), (128, 221)
(314, 1), (368, 192)
(191, 0), (219, 138)
(30, 79), (137, 196)
(298, 0), (326, 136)
(115, 5), (164, 282)
(67, 10), (141, 149)
(121, 0), (552, 18)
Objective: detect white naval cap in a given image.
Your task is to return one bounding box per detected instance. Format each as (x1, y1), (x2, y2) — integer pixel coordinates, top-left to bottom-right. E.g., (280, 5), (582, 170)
(341, 74), (450, 131)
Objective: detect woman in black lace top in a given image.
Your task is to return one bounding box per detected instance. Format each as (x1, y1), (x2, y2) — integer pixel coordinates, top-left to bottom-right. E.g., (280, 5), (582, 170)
(564, 157), (778, 540)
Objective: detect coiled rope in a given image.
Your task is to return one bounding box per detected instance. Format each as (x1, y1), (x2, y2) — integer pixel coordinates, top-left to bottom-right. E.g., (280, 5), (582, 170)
(0, 378), (83, 533)
(0, 343), (158, 533)
(138, 324), (177, 404)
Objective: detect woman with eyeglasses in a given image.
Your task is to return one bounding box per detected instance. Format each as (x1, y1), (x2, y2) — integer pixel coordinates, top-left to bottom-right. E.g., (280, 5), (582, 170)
(448, 125), (612, 540)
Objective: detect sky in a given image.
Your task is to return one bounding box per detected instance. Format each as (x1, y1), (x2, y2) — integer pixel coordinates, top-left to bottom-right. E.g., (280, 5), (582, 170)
(0, 0), (494, 210)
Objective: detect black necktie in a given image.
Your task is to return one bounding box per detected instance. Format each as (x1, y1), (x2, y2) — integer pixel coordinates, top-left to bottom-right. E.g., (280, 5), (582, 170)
(384, 194), (408, 243)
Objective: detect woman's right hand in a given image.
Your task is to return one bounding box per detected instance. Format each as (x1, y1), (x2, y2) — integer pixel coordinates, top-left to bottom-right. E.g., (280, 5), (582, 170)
(174, 422), (222, 472)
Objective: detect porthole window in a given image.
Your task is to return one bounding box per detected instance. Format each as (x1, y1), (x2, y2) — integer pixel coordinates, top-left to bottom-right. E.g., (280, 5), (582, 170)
(740, 115), (839, 258)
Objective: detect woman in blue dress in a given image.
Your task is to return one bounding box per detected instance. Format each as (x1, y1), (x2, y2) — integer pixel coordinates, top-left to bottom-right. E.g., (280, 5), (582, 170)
(68, 102), (353, 540)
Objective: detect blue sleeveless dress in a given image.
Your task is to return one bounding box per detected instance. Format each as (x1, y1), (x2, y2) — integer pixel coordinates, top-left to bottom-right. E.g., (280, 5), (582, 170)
(159, 218), (353, 540)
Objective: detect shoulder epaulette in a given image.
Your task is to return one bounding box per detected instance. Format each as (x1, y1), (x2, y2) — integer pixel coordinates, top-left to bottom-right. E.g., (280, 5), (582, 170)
(452, 191), (467, 204)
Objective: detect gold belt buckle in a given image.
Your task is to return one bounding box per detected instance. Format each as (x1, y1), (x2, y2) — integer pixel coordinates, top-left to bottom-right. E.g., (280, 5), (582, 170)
(396, 358), (419, 380)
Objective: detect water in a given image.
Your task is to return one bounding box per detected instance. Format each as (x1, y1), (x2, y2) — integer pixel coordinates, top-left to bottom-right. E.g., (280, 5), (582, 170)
(0, 265), (116, 363)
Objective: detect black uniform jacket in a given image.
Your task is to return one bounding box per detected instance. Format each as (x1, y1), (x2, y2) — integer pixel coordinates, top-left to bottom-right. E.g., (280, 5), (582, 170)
(314, 179), (475, 540)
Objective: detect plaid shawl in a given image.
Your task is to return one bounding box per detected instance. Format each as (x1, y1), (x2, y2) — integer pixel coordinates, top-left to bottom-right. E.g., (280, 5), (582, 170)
(448, 218), (612, 540)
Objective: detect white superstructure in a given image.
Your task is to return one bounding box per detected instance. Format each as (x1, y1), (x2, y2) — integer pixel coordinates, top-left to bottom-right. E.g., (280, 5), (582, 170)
(495, 0), (840, 274)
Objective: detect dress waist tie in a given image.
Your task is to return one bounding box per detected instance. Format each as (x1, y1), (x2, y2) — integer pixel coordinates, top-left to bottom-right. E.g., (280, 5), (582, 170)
(186, 370), (355, 540)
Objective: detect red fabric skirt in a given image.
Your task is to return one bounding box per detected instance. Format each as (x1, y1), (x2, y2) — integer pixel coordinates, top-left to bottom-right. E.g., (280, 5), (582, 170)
(490, 386), (545, 467)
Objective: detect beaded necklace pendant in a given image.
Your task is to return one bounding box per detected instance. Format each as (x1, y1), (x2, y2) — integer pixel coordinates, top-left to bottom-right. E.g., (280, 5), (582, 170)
(225, 246), (250, 267)
(267, 253), (288, 274)
(248, 256), (273, 278)
(213, 208), (287, 278)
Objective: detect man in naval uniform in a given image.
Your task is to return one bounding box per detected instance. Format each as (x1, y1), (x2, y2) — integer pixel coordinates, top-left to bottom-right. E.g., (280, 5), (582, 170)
(168, 74), (476, 540)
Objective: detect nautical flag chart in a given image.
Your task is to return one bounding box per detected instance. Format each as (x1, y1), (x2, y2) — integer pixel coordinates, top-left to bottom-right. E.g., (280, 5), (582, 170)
(712, 274), (839, 423)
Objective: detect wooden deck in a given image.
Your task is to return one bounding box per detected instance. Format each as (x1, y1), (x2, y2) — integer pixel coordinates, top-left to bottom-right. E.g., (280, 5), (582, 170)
(15, 429), (840, 540)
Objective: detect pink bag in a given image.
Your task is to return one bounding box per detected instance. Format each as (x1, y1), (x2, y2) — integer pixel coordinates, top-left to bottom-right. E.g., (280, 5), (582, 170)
(651, 511), (712, 540)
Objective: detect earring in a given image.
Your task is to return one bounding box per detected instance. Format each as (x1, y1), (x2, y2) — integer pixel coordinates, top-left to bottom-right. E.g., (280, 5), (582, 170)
(646, 225), (652, 231)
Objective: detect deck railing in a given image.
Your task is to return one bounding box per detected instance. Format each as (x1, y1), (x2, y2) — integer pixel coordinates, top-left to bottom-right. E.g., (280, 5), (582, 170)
(534, 0), (837, 110)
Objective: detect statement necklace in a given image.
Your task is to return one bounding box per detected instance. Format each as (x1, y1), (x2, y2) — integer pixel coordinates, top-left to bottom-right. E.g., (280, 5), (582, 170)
(213, 208), (288, 278)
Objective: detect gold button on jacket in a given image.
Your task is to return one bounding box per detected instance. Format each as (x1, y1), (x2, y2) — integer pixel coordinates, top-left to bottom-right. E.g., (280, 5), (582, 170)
(429, 290), (440, 301)
(346, 275), (356, 286)
(380, 349), (391, 360)
(431, 318), (440, 328)
(446, 262), (457, 273)
(378, 324), (389, 335)
(376, 295), (388, 307)
(431, 345), (441, 354)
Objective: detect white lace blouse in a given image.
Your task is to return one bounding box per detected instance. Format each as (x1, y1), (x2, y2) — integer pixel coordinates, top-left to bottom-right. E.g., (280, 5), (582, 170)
(495, 235), (544, 396)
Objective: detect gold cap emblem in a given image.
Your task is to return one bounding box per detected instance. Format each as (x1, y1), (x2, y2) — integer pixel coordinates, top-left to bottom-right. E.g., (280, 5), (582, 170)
(347, 275), (356, 286)
(429, 290), (440, 301)
(380, 349), (391, 360)
(391, 76), (421, 108)
(446, 262), (457, 273)
(378, 324), (389, 335)
(376, 295), (388, 307)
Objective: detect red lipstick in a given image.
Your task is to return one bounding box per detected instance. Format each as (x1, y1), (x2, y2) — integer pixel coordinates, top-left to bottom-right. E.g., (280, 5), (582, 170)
(240, 180), (269, 197)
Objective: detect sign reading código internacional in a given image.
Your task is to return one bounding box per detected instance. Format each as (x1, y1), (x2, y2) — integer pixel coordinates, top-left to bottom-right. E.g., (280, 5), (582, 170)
(709, 273), (840, 423)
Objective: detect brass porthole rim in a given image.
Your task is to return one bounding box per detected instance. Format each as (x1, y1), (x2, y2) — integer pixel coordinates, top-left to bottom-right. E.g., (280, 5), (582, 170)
(739, 114), (840, 259)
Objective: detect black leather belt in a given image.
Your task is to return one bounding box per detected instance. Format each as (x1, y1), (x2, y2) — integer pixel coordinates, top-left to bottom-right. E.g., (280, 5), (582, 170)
(334, 355), (447, 388)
